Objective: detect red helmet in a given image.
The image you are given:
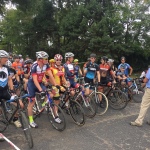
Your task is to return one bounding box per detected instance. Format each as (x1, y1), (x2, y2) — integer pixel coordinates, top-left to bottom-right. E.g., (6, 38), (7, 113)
(54, 54), (63, 61)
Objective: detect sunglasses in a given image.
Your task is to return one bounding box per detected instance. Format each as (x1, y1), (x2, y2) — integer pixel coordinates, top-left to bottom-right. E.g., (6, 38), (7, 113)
(43, 58), (48, 60)
(91, 57), (96, 59)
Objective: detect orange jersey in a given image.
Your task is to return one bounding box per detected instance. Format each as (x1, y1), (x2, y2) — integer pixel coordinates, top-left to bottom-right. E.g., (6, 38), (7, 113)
(12, 62), (24, 75)
(99, 64), (113, 76)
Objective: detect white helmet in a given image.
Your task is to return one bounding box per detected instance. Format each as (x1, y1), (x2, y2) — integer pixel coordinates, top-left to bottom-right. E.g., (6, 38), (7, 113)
(65, 52), (74, 58)
(36, 51), (49, 59)
(19, 54), (22, 57)
(108, 59), (114, 63)
(0, 50), (9, 58)
(6, 60), (12, 67)
(54, 54), (63, 61)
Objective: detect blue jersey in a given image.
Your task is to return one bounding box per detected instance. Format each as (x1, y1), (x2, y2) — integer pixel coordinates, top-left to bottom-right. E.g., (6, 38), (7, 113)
(74, 65), (80, 78)
(146, 68), (150, 88)
(118, 63), (130, 76)
(85, 62), (99, 79)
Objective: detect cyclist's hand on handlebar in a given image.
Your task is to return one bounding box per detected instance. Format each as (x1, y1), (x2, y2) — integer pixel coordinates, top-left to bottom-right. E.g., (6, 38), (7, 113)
(10, 89), (15, 95)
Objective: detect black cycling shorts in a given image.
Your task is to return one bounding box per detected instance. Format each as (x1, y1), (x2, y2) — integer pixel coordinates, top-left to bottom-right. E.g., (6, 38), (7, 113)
(0, 89), (11, 101)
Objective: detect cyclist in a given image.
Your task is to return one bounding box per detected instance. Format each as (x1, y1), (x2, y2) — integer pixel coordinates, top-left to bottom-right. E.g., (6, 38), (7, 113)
(27, 51), (57, 128)
(98, 56), (115, 107)
(0, 50), (21, 128)
(74, 59), (83, 81)
(118, 56), (133, 77)
(64, 52), (80, 96)
(23, 59), (33, 93)
(107, 59), (117, 74)
(116, 64), (127, 85)
(84, 53), (100, 96)
(43, 54), (66, 123)
(49, 59), (56, 68)
(19, 54), (24, 64)
(12, 55), (24, 81)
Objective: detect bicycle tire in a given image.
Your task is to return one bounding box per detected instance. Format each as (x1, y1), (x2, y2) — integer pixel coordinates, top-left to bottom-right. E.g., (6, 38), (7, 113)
(47, 103), (66, 131)
(90, 91), (108, 116)
(108, 90), (128, 110)
(76, 95), (96, 118)
(19, 111), (33, 148)
(0, 105), (7, 132)
(130, 87), (142, 103)
(69, 100), (85, 126)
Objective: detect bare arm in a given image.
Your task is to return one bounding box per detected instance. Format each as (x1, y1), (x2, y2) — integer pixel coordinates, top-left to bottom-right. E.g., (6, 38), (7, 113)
(8, 76), (14, 90)
(97, 71), (100, 82)
(47, 70), (57, 86)
(129, 66), (133, 76)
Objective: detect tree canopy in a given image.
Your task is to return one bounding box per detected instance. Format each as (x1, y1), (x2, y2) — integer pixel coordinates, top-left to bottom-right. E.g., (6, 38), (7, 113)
(0, 0), (150, 70)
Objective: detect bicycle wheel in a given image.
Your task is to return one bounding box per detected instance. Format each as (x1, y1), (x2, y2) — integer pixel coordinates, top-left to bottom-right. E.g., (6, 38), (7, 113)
(121, 87), (133, 102)
(130, 87), (142, 103)
(92, 91), (108, 116)
(76, 95), (96, 118)
(47, 103), (66, 131)
(108, 90), (128, 110)
(69, 100), (85, 126)
(19, 111), (33, 148)
(0, 105), (7, 132)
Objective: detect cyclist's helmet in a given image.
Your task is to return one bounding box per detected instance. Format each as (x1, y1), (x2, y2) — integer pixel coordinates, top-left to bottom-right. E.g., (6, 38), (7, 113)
(49, 59), (56, 63)
(101, 56), (108, 62)
(19, 54), (22, 58)
(24, 59), (33, 64)
(108, 59), (114, 63)
(6, 60), (12, 67)
(36, 51), (49, 59)
(74, 59), (78, 63)
(65, 52), (74, 58)
(121, 56), (126, 60)
(0, 50), (9, 58)
(90, 53), (96, 58)
(54, 54), (63, 61)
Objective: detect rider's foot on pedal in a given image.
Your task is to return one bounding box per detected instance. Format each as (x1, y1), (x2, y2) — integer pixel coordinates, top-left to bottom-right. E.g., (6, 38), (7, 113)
(100, 102), (104, 108)
(54, 117), (62, 124)
(30, 122), (38, 128)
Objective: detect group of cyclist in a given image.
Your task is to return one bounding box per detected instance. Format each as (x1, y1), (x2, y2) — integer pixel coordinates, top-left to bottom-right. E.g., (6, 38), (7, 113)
(0, 49), (136, 131)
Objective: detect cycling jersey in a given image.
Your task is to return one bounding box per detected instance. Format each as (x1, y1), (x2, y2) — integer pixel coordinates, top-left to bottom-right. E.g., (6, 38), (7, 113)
(0, 65), (10, 90)
(23, 65), (30, 74)
(9, 68), (18, 85)
(29, 62), (50, 83)
(85, 62), (99, 79)
(118, 63), (130, 76)
(74, 65), (80, 78)
(50, 66), (65, 85)
(12, 62), (23, 75)
(64, 61), (74, 79)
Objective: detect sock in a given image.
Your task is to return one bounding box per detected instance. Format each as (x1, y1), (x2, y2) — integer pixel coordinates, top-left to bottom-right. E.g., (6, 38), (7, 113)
(29, 116), (34, 123)
(42, 101), (46, 107)
(13, 117), (18, 122)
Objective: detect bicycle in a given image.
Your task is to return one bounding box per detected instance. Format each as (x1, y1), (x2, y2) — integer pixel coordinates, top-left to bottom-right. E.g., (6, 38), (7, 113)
(88, 83), (109, 115)
(0, 94), (33, 148)
(59, 87), (85, 126)
(73, 85), (97, 118)
(32, 87), (66, 131)
(97, 82), (128, 110)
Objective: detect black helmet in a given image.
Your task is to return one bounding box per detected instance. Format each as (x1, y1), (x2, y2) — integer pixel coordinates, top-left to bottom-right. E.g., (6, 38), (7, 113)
(101, 56), (108, 62)
(121, 56), (126, 60)
(90, 53), (96, 58)
(24, 59), (33, 64)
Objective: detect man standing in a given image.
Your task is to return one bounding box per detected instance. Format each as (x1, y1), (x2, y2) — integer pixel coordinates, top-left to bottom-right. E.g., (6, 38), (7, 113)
(130, 68), (150, 126)
(118, 56), (133, 77)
